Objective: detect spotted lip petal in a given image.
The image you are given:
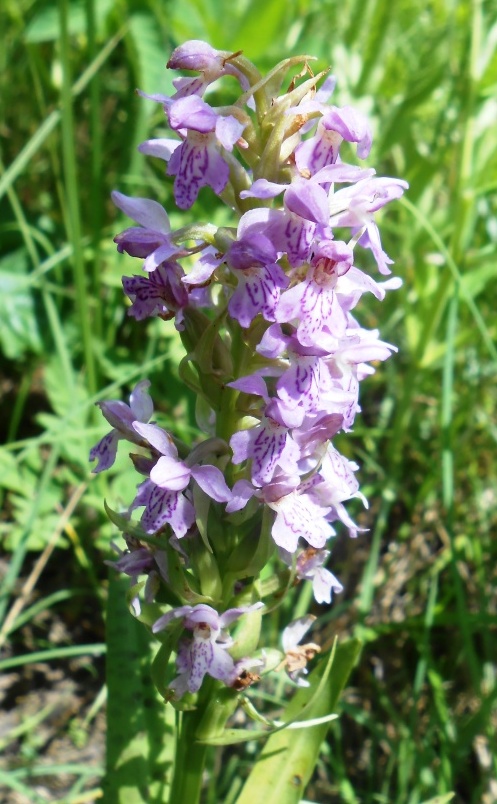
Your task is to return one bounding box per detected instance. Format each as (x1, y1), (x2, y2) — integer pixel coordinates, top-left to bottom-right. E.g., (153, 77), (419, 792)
(137, 481), (195, 538)
(151, 602), (264, 697)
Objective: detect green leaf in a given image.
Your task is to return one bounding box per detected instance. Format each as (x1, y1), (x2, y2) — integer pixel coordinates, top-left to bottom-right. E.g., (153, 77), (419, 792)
(199, 713), (339, 747)
(0, 250), (42, 359)
(24, 0), (114, 43)
(104, 502), (154, 542)
(0, 449), (26, 495)
(103, 573), (175, 803)
(236, 638), (362, 804)
(126, 12), (175, 98)
(420, 796), (456, 804)
(199, 726), (274, 746)
(229, 0), (295, 59)
(35, 354), (92, 469)
(460, 262), (497, 299)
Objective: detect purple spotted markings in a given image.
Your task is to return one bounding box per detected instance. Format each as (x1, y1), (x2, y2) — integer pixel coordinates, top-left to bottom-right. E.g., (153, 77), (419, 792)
(152, 603), (263, 698)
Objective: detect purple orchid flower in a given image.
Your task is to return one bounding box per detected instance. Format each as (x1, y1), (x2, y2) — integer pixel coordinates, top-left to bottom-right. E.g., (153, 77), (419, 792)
(324, 326), (397, 384)
(328, 175), (408, 274)
(152, 602), (264, 697)
(130, 477), (196, 538)
(229, 399), (301, 487)
(106, 543), (157, 578)
(106, 542), (168, 616)
(129, 422), (231, 537)
(122, 261), (189, 322)
(295, 548), (343, 604)
(181, 247), (223, 288)
(266, 484), (334, 553)
(238, 178), (328, 268)
(292, 411), (344, 472)
(92, 44), (409, 678)
(89, 380), (154, 473)
(255, 324), (355, 428)
(140, 95), (246, 209)
(226, 233), (289, 327)
(326, 326), (397, 372)
(279, 615), (321, 686)
(111, 191), (179, 272)
(337, 273), (402, 317)
(239, 164), (372, 267)
(294, 104), (372, 175)
(229, 324), (354, 431)
(308, 445), (368, 538)
(274, 239), (354, 349)
(167, 40), (250, 99)
(227, 470), (334, 553)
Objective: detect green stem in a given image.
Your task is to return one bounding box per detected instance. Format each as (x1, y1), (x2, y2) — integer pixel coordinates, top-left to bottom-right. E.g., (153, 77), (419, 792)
(215, 322), (248, 447)
(168, 684), (238, 803)
(169, 712), (209, 804)
(86, 0), (103, 343)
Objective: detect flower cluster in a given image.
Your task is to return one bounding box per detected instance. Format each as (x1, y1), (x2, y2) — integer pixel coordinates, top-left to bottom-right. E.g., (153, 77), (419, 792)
(91, 41), (406, 699)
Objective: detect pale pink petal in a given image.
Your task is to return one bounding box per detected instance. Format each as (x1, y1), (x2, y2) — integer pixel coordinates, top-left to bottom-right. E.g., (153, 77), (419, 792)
(150, 455), (191, 491)
(133, 422), (178, 457)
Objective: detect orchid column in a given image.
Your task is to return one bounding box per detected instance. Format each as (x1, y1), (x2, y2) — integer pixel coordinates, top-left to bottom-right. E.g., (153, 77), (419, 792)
(90, 40), (407, 803)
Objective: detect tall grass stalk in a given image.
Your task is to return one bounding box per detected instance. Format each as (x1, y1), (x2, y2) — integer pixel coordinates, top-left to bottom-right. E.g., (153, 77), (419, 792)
(58, 0), (97, 399)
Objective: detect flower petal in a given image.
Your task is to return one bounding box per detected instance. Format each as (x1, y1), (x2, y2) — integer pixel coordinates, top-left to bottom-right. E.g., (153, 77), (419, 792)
(112, 191), (170, 233)
(133, 422), (178, 457)
(129, 380), (154, 422)
(89, 430), (120, 473)
(282, 615), (315, 653)
(151, 456), (191, 491)
(190, 464), (232, 502)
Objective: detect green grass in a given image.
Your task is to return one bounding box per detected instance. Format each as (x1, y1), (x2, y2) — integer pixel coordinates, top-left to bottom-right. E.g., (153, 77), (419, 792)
(0, 0), (496, 801)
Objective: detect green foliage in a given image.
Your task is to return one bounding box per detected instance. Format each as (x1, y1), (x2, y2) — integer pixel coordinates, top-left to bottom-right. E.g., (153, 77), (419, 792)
(104, 574), (175, 803)
(0, 250), (43, 359)
(236, 640), (361, 802)
(24, 0), (115, 42)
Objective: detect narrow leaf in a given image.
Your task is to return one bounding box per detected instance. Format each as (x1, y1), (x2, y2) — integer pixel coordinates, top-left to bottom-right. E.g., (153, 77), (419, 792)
(104, 573), (175, 803)
(236, 638), (361, 804)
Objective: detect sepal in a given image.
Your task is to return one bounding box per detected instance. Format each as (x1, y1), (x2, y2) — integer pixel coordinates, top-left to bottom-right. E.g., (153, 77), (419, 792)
(228, 603), (263, 661)
(236, 55), (318, 115)
(164, 538), (213, 605)
(188, 523), (223, 601)
(225, 508), (275, 578)
(180, 308), (233, 409)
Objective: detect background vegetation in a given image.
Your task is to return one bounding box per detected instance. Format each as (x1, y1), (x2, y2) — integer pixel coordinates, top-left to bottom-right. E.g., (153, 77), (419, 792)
(0, 0), (496, 801)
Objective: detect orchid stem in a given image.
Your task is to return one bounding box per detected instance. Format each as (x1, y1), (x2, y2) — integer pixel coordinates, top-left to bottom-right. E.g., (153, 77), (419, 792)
(169, 710), (209, 804)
